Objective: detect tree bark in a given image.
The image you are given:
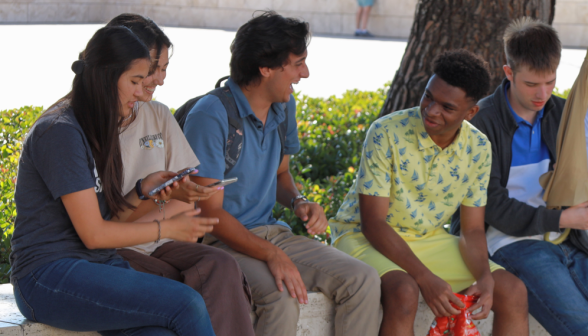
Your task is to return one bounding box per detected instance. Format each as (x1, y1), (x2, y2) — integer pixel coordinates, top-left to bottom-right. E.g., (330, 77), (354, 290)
(380, 0), (556, 117)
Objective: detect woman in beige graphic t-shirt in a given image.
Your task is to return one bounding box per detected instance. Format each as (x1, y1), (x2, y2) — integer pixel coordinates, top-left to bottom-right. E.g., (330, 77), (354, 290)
(109, 14), (255, 336)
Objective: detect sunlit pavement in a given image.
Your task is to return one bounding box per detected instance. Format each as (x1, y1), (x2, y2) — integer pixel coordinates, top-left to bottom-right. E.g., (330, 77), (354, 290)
(1, 24), (584, 111)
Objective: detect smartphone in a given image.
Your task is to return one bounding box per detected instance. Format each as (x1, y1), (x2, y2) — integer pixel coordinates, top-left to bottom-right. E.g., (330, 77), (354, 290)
(206, 177), (238, 188)
(148, 167), (197, 197)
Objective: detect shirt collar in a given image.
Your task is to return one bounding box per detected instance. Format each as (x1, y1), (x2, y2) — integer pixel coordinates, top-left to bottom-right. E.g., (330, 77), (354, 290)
(504, 82), (545, 126)
(226, 78), (286, 124)
(226, 78), (255, 118)
(415, 107), (463, 155)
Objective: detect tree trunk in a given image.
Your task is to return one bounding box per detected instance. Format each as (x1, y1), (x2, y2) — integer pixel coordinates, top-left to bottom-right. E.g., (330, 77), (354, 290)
(380, 0), (556, 117)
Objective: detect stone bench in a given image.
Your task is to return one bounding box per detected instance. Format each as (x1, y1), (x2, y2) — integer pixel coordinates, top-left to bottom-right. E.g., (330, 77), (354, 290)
(0, 284), (549, 335)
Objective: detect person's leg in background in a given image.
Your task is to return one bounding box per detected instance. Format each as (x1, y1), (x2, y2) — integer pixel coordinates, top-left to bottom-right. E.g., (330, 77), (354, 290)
(355, 0), (374, 37)
(355, 6), (365, 36)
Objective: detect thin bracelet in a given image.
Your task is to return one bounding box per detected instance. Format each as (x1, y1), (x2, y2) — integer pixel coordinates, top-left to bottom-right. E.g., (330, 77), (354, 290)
(154, 199), (169, 219)
(153, 219), (161, 243)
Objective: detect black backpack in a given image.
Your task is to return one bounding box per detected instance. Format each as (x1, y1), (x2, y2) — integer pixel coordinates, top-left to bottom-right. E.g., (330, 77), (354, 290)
(174, 76), (289, 174)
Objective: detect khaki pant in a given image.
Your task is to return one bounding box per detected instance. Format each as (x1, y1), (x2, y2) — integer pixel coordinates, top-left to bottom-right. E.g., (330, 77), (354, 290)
(203, 225), (381, 336)
(118, 241), (254, 336)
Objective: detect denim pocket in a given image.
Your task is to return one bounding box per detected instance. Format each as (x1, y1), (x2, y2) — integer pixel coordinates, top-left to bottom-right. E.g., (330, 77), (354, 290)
(13, 278), (37, 322)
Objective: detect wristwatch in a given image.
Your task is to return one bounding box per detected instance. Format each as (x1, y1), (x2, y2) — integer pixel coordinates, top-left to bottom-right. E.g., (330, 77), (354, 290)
(291, 195), (308, 209)
(135, 178), (149, 200)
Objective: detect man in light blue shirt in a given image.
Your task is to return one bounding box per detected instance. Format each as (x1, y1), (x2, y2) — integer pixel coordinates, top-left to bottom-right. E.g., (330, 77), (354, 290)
(184, 11), (381, 336)
(185, 77), (300, 231)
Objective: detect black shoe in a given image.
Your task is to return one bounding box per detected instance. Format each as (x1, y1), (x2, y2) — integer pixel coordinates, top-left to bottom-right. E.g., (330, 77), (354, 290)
(362, 31), (374, 37)
(354, 31), (362, 36)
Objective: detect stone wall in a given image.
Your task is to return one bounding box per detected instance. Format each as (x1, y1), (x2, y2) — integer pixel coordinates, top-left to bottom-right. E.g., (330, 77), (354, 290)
(0, 0), (416, 38)
(552, 0), (588, 48)
(0, 0), (584, 47)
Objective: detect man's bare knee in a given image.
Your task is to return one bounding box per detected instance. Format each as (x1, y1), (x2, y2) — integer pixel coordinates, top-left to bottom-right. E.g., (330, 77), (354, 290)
(381, 271), (419, 314)
(492, 270), (528, 312)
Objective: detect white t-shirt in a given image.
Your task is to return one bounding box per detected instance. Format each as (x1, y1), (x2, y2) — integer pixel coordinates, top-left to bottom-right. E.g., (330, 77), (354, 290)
(120, 101), (200, 255)
(486, 160), (550, 255)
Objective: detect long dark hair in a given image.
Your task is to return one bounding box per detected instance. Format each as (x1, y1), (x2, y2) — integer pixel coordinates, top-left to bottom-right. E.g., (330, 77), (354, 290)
(106, 13), (172, 74)
(43, 26), (150, 215)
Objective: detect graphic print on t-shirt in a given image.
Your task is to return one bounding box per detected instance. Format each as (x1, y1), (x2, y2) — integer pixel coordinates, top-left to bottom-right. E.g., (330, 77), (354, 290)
(139, 132), (164, 150)
(93, 159), (103, 193)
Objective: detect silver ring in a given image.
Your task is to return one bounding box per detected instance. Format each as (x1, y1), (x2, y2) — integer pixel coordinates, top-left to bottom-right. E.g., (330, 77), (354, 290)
(197, 197), (200, 202)
(195, 184), (199, 191)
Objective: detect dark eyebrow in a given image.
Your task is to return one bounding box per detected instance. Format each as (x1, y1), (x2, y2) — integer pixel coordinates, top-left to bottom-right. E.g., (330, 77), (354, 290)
(295, 56), (306, 63)
(131, 75), (145, 79)
(426, 88), (457, 109)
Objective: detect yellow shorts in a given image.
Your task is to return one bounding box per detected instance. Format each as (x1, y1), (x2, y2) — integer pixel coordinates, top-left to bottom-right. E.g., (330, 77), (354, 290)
(333, 229), (504, 293)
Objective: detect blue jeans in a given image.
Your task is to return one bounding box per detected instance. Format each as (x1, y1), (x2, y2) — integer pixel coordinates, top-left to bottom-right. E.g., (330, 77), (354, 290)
(13, 258), (216, 336)
(491, 240), (588, 336)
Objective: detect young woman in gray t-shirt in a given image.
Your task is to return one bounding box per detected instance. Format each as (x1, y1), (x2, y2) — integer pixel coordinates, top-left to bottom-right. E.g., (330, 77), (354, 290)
(11, 26), (218, 335)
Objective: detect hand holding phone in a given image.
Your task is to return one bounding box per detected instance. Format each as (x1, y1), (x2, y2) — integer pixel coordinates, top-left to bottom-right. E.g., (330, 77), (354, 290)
(206, 177), (238, 188)
(148, 167), (197, 197)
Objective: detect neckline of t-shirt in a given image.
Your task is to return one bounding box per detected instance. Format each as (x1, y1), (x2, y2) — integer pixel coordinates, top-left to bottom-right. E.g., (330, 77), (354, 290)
(121, 102), (148, 133)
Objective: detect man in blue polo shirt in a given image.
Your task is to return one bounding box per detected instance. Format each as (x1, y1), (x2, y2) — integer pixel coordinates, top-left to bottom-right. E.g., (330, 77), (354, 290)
(183, 11), (381, 336)
(451, 17), (588, 335)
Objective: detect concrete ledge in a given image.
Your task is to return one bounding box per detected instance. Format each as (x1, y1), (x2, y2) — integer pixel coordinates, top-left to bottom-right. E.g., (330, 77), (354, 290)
(0, 283), (550, 335)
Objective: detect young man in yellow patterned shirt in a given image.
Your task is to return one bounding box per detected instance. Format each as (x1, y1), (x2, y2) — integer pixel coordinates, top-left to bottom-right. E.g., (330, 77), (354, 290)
(329, 50), (529, 335)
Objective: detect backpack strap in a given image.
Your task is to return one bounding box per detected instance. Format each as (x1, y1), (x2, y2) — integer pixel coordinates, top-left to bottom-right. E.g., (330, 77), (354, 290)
(208, 87), (243, 175)
(175, 76), (290, 175)
(174, 95), (202, 130)
(174, 76), (230, 130)
(215, 76), (230, 89)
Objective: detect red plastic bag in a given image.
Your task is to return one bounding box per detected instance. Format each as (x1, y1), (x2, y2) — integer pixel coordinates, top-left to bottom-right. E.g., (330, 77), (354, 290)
(426, 293), (481, 336)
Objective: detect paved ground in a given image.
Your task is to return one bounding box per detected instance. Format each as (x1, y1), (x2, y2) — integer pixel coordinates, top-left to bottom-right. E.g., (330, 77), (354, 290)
(1, 24), (584, 111)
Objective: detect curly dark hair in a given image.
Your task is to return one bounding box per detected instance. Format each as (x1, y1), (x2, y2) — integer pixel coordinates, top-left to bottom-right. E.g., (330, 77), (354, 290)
(432, 50), (490, 102)
(230, 11), (310, 87)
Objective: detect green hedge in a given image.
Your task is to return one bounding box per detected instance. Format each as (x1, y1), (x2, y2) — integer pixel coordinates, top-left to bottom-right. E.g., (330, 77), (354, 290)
(276, 87), (386, 241)
(0, 87), (386, 283)
(0, 85), (571, 284)
(1, 106), (44, 284)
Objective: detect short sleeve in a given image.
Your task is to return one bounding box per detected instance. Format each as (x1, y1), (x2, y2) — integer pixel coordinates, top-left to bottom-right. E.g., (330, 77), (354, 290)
(462, 143), (492, 207)
(158, 103), (200, 172)
(30, 122), (96, 200)
(183, 95), (227, 181)
(356, 120), (393, 198)
(283, 95), (300, 155)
